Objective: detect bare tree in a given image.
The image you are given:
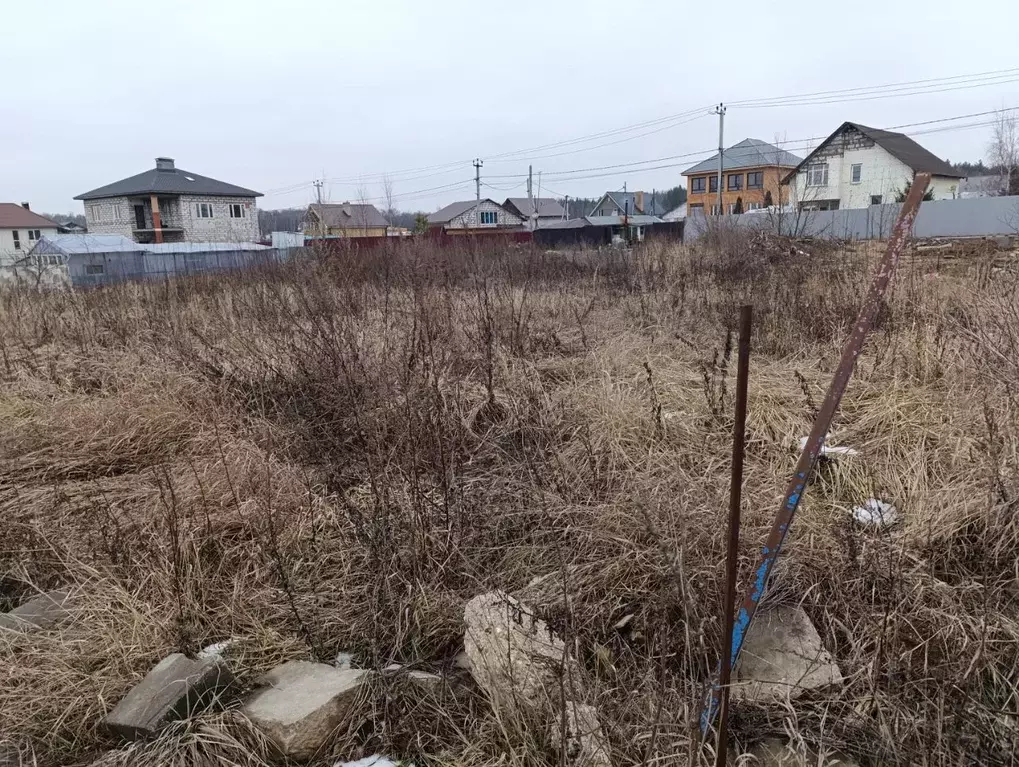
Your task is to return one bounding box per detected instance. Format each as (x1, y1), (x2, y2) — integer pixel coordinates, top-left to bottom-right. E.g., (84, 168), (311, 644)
(988, 109), (1018, 196)
(355, 179), (372, 235)
(381, 174), (396, 230)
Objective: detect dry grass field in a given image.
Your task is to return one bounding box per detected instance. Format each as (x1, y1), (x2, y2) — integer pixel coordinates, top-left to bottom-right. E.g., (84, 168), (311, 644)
(1, 235), (1017, 766)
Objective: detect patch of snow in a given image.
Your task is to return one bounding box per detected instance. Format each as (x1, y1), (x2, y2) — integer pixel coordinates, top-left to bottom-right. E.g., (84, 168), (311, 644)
(852, 498), (898, 527)
(798, 437), (859, 458)
(332, 757), (400, 767)
(197, 639), (235, 660)
(334, 652), (355, 670)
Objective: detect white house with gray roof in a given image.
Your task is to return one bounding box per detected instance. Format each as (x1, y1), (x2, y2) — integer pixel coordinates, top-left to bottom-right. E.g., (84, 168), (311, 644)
(75, 157), (262, 244)
(427, 199), (524, 231)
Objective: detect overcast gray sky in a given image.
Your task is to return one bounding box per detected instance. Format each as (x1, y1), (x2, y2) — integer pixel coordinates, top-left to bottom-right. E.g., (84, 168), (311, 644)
(3, 0), (1018, 214)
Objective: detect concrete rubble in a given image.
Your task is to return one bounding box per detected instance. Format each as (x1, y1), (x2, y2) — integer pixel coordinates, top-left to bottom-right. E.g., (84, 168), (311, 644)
(464, 591), (612, 767)
(732, 605), (842, 703)
(104, 653), (234, 740)
(242, 660), (369, 761)
(0, 589), (71, 633)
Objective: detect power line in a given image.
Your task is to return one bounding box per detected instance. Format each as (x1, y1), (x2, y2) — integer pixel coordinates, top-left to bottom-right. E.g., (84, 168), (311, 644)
(728, 66), (1019, 107)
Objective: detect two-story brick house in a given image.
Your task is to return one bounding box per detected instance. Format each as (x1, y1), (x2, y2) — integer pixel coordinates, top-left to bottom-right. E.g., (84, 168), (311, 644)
(682, 139), (802, 216)
(75, 158), (262, 244)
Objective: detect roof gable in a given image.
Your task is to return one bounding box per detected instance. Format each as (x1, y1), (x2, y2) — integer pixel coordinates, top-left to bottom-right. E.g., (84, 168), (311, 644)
(427, 199), (523, 224)
(783, 122), (963, 182)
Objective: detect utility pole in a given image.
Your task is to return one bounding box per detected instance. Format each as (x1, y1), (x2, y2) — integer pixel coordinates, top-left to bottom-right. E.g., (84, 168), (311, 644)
(313, 179), (323, 205)
(473, 158), (483, 229)
(564, 195), (569, 221)
(527, 165), (534, 231)
(714, 103), (726, 216)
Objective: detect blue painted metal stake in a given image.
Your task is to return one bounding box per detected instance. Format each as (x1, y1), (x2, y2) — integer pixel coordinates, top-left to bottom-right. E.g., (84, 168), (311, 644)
(699, 173), (932, 737)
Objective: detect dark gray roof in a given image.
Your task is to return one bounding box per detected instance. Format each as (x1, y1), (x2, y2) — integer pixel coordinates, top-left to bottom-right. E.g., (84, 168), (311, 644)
(503, 197), (566, 219)
(308, 203), (388, 229)
(683, 139), (802, 176)
(75, 158), (262, 200)
(785, 123), (963, 181)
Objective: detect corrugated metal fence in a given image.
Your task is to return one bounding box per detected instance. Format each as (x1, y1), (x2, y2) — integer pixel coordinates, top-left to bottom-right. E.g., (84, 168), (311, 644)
(685, 195), (1019, 241)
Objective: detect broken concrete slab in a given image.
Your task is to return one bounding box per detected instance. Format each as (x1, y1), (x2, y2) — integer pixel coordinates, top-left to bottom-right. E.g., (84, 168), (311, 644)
(242, 660), (369, 761)
(732, 605), (842, 703)
(744, 738), (859, 766)
(105, 653), (234, 740)
(465, 592), (611, 765)
(464, 590), (579, 710)
(0, 589), (71, 633)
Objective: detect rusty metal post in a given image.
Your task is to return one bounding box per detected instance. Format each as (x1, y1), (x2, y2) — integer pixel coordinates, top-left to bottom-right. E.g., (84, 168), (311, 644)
(714, 304), (752, 766)
(700, 173), (931, 734)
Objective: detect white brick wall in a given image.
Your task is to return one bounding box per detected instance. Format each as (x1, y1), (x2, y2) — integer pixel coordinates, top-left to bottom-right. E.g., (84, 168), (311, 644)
(178, 195), (259, 242)
(85, 195), (260, 242)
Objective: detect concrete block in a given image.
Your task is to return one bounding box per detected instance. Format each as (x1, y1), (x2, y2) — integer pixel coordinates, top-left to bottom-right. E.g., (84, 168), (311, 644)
(105, 653), (234, 740)
(242, 660), (369, 761)
(0, 590), (71, 633)
(732, 605), (842, 703)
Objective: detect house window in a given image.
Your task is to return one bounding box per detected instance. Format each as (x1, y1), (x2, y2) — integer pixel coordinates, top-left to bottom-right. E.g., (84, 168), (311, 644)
(710, 204), (721, 215)
(479, 210), (498, 225)
(806, 163), (829, 187)
(85, 264), (105, 275)
(851, 163), (862, 184)
(746, 202), (762, 211)
(709, 175), (719, 193)
(689, 203), (704, 213)
(691, 177), (706, 193)
(747, 171), (764, 189)
(727, 203), (738, 214)
(89, 205), (102, 222)
(196, 203), (214, 218)
(870, 195), (883, 205)
(229, 203), (245, 218)
(27, 229), (41, 241)
(12, 230), (20, 250)
(727, 173), (742, 191)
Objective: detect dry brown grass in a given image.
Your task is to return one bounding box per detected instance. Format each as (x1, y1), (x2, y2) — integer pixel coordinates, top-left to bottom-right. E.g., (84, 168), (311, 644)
(0, 237), (1017, 766)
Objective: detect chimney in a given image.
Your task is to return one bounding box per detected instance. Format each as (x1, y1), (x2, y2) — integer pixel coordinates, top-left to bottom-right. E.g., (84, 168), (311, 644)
(635, 191), (644, 213)
(155, 157), (175, 171)
(20, 202), (29, 210)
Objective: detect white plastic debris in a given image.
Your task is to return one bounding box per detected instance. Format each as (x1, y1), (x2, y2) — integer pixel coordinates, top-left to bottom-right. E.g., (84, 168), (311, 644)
(196, 639), (235, 660)
(852, 498), (899, 527)
(332, 757), (401, 767)
(334, 652), (355, 670)
(798, 436), (859, 458)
